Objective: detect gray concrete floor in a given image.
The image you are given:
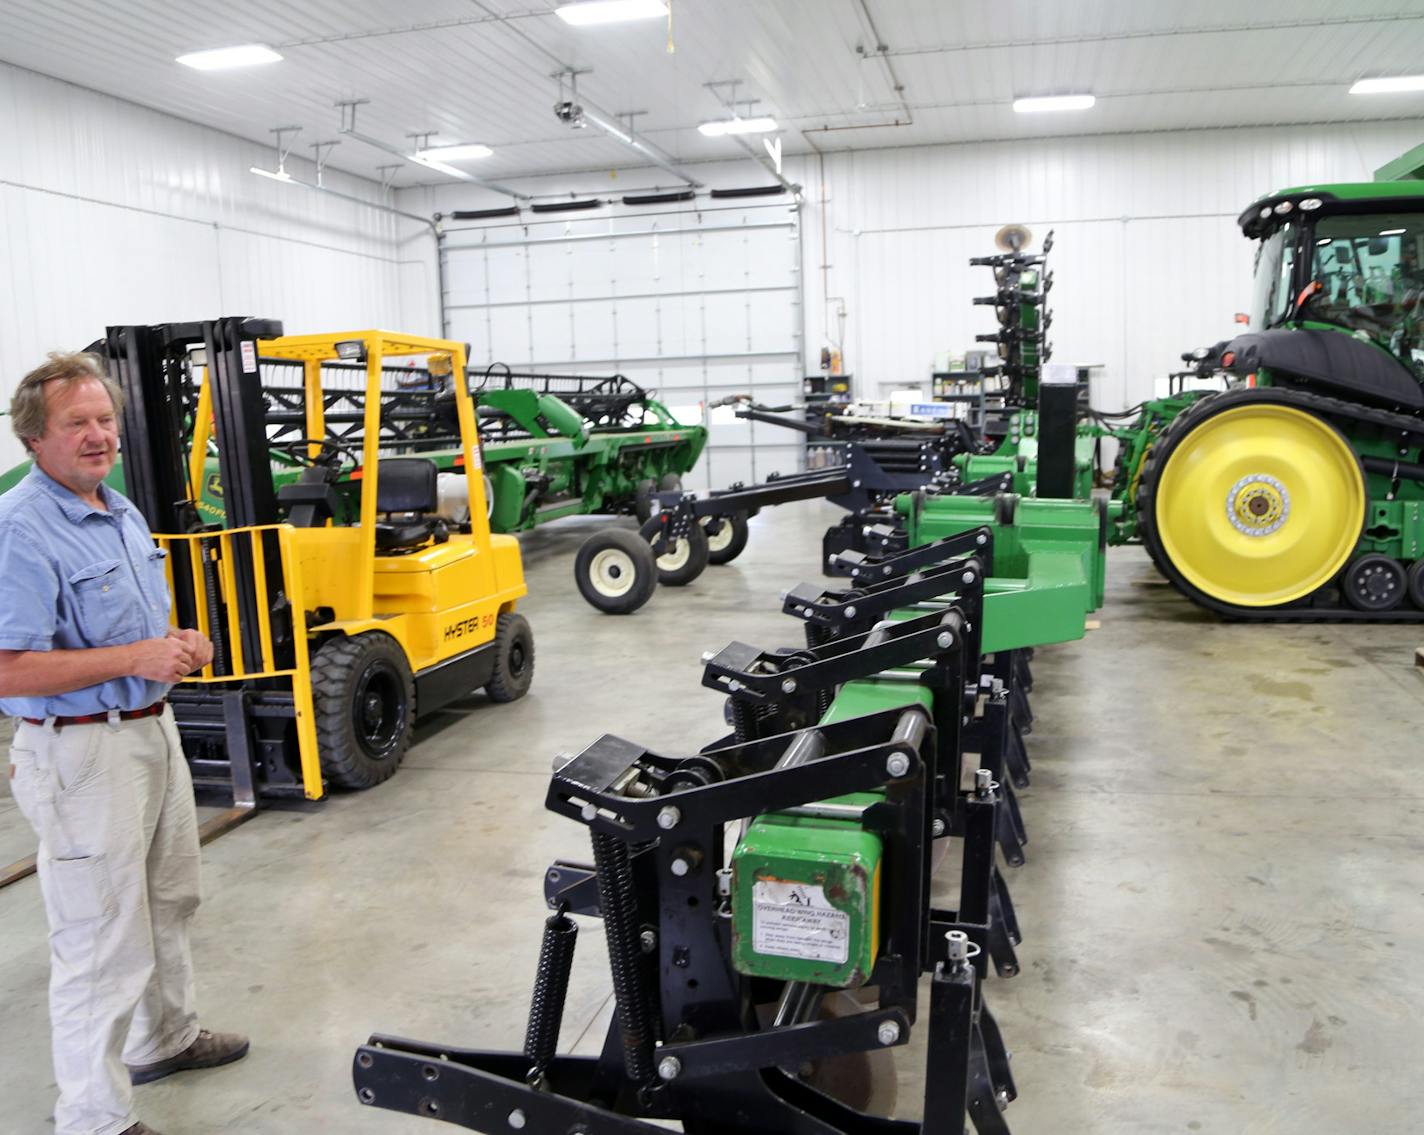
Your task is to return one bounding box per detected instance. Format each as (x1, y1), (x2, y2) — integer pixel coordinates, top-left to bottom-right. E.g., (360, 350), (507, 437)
(3, 499), (1423, 1133)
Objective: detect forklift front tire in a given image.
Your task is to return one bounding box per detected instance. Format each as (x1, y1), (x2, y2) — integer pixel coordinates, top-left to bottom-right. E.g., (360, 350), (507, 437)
(486, 613), (535, 702)
(575, 528), (658, 614)
(702, 511), (749, 565)
(311, 632), (415, 790)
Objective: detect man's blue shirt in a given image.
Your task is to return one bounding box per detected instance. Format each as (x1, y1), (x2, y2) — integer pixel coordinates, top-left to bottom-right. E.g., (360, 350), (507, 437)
(0, 465), (172, 717)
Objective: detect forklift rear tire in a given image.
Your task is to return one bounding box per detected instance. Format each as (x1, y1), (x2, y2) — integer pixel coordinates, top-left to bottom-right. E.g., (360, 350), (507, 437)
(486, 612), (534, 702)
(575, 528), (658, 614)
(311, 632), (414, 790)
(653, 518), (709, 586)
(702, 511), (749, 565)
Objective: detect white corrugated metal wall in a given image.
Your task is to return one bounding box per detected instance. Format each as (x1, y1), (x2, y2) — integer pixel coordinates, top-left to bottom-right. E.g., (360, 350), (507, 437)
(0, 61), (411, 472)
(799, 120), (1424, 411)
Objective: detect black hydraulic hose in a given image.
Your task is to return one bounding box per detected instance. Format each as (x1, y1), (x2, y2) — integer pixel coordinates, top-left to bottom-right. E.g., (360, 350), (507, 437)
(523, 907), (578, 1085)
(590, 832), (659, 1088)
(1362, 455), (1424, 483)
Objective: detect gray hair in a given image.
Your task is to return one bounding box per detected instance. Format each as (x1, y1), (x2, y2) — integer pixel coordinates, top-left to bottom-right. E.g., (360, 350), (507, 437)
(10, 352), (125, 452)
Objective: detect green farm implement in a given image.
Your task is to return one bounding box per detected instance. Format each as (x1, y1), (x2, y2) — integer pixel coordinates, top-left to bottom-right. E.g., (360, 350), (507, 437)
(355, 479), (1105, 1135)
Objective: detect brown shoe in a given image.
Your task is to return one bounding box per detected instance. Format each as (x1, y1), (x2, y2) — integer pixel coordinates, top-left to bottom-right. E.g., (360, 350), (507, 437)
(128, 1028), (250, 1085)
(122, 1125), (164, 1134)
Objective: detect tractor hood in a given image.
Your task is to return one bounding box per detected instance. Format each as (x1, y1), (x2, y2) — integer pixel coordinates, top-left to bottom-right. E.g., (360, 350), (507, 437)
(1218, 327), (1424, 412)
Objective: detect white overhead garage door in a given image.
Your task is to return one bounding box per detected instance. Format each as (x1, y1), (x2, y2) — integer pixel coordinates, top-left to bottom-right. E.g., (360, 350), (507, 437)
(441, 199), (804, 492)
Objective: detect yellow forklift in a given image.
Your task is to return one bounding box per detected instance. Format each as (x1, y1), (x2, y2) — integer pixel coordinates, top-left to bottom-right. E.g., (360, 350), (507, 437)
(106, 319), (533, 808)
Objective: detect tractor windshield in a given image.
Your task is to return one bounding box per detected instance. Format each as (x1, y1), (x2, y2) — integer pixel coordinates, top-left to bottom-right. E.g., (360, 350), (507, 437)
(1249, 226), (1296, 330)
(1299, 212), (1424, 373)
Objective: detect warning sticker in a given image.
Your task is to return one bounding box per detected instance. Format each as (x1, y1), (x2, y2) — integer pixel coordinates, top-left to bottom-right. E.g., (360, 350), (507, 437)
(240, 341), (258, 374)
(752, 880), (849, 964)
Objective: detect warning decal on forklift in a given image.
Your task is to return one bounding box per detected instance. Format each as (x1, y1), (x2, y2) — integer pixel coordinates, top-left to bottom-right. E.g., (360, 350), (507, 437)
(752, 880), (849, 964)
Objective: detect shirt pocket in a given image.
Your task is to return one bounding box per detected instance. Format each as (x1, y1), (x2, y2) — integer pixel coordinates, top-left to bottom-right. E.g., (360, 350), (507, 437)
(69, 559), (144, 645)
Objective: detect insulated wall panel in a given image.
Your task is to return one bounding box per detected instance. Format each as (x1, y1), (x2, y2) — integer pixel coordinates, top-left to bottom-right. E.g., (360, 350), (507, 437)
(0, 62), (407, 472)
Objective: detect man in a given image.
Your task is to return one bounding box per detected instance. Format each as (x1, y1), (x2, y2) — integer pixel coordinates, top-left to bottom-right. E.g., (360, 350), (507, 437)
(1, 352), (248, 1135)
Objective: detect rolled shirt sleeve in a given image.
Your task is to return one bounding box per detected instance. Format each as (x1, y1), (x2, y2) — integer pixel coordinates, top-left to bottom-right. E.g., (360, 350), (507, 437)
(0, 525), (59, 651)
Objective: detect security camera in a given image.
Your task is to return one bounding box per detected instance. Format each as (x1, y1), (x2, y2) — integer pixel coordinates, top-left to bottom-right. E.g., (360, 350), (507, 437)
(554, 100), (585, 127)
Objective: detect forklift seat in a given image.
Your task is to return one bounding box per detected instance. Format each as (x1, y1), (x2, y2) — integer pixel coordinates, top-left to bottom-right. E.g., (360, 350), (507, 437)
(375, 458), (449, 552)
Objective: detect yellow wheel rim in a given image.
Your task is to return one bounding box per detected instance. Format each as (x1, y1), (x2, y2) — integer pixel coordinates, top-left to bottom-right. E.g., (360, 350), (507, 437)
(1155, 404), (1364, 607)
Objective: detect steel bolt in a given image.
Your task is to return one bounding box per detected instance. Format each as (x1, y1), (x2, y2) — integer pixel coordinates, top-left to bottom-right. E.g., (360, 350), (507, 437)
(357, 1052), (374, 1069)
(976, 533), (988, 546)
(886, 752), (911, 778)
(844, 605), (858, 619)
(658, 1055), (682, 1081)
(931, 817), (947, 837)
(781, 677), (798, 694)
(640, 929), (657, 953)
(945, 930), (970, 963)
(507, 1109), (527, 1129)
(961, 570), (976, 585)
(996, 1089), (1010, 1111)
(657, 806), (681, 830)
(580, 803), (598, 822)
(936, 631), (954, 649)
(976, 768), (993, 794)
(882, 565), (892, 575)
(670, 858), (690, 877)
(876, 1020), (901, 1046)
(358, 1087), (375, 1104)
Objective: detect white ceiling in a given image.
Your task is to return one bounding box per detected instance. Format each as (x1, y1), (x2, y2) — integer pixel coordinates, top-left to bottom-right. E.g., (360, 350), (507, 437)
(5, 0), (1424, 187)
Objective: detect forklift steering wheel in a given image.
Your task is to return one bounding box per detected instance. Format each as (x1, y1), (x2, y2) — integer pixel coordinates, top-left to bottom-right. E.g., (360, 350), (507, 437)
(276, 437), (356, 471)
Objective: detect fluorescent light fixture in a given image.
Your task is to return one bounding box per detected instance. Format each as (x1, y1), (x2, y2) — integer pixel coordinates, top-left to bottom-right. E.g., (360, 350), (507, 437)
(1381, 228), (1407, 236)
(1350, 75), (1424, 95)
(414, 143), (493, 161)
(1013, 94), (1095, 113)
(555, 0), (667, 26)
(698, 116), (779, 137)
(177, 44), (282, 71)
(249, 166), (293, 183)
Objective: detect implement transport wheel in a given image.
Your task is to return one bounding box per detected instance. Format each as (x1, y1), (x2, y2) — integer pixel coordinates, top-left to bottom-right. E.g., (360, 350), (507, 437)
(574, 527), (658, 614)
(486, 612), (535, 702)
(658, 472), (684, 492)
(1138, 393), (1366, 611)
(650, 516), (709, 586)
(1342, 554), (1406, 612)
(312, 632), (414, 789)
(702, 511), (750, 565)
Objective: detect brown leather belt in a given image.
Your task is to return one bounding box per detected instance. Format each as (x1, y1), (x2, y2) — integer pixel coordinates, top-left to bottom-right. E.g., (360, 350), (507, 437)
(22, 701), (167, 730)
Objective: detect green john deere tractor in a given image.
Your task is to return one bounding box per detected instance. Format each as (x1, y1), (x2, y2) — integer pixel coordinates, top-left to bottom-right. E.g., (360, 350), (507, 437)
(1132, 181), (1424, 619)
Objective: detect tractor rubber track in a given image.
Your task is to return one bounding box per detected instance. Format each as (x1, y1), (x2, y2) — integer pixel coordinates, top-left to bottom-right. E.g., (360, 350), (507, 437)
(1136, 384), (1424, 623)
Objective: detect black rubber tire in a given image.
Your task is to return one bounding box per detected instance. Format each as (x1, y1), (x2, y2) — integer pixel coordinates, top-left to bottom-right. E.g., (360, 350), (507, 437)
(486, 612), (534, 702)
(702, 512), (749, 565)
(574, 527), (658, 614)
(1342, 554), (1407, 612)
(634, 478), (657, 523)
(311, 632), (414, 790)
(652, 517), (709, 586)
(657, 473), (683, 492)
(1409, 559), (1424, 610)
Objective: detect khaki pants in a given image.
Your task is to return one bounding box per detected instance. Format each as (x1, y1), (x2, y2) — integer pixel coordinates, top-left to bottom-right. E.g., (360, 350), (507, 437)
(9, 708), (201, 1135)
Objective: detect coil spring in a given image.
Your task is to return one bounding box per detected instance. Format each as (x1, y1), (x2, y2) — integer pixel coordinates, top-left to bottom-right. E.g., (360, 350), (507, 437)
(816, 686), (833, 718)
(523, 907), (578, 1083)
(730, 697), (758, 743)
(804, 622), (832, 650)
(590, 832), (658, 1087)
